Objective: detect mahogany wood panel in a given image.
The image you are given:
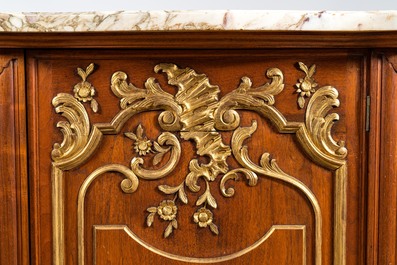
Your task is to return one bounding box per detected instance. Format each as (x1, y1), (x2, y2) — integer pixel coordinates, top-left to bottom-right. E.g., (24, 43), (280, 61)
(377, 51), (397, 265)
(94, 227), (305, 265)
(1, 31), (397, 49)
(27, 49), (366, 265)
(0, 50), (29, 265)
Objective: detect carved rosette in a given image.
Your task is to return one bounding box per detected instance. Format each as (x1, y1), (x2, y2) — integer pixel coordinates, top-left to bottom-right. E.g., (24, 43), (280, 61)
(295, 62), (318, 108)
(52, 61), (347, 265)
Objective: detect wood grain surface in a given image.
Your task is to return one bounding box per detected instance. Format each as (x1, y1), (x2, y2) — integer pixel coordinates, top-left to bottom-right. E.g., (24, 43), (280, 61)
(1, 31), (397, 49)
(27, 48), (365, 265)
(377, 52), (397, 265)
(0, 50), (29, 265)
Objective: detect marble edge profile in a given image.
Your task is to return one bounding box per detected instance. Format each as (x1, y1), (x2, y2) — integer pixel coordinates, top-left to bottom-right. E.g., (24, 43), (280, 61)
(0, 10), (396, 32)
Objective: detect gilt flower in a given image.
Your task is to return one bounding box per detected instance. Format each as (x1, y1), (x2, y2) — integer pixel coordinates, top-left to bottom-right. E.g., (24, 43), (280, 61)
(157, 200), (177, 221)
(134, 139), (152, 156)
(73, 81), (95, 102)
(296, 76), (317, 98)
(193, 207), (213, 228)
(124, 124), (152, 156)
(295, 62), (318, 108)
(72, 63), (99, 112)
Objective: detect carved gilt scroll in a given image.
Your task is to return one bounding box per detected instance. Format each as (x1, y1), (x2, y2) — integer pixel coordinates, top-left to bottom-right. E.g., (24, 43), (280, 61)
(51, 62), (347, 265)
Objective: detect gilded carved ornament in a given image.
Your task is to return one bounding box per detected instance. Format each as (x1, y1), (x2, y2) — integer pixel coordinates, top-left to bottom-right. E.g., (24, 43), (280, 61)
(51, 62), (347, 265)
(295, 62), (318, 108)
(73, 63), (99, 112)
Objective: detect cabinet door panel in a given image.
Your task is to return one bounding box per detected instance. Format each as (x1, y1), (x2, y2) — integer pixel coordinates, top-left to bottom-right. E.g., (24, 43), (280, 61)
(27, 49), (366, 265)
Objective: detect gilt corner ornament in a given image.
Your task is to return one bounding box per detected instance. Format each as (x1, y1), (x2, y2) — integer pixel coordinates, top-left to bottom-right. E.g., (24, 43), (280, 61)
(52, 61), (348, 265)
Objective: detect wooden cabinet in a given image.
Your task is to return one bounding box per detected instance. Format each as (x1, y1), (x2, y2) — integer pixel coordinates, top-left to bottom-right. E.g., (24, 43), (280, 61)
(1, 32), (397, 265)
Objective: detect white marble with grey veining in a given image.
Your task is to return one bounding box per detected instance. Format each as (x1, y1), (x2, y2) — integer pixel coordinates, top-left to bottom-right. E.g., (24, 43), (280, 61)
(0, 10), (396, 32)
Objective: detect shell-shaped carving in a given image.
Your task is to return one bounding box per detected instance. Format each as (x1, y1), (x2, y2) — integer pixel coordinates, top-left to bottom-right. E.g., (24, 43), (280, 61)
(155, 63), (232, 191)
(155, 63), (220, 132)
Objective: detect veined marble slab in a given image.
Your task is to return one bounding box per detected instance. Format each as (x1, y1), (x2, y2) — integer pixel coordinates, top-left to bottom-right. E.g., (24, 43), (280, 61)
(0, 10), (396, 32)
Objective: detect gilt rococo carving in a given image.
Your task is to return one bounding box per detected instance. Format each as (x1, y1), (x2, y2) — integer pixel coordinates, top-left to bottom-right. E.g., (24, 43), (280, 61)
(51, 62), (347, 265)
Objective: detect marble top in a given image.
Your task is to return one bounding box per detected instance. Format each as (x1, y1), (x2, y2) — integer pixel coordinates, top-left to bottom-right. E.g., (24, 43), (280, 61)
(0, 10), (396, 32)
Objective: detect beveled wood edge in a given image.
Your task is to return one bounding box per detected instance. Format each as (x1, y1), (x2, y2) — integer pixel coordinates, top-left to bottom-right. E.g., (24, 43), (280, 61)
(377, 53), (397, 265)
(1, 31), (397, 49)
(26, 55), (42, 265)
(365, 52), (382, 265)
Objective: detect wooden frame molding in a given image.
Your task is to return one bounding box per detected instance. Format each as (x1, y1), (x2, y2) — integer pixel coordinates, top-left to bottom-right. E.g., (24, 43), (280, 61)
(0, 31), (397, 49)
